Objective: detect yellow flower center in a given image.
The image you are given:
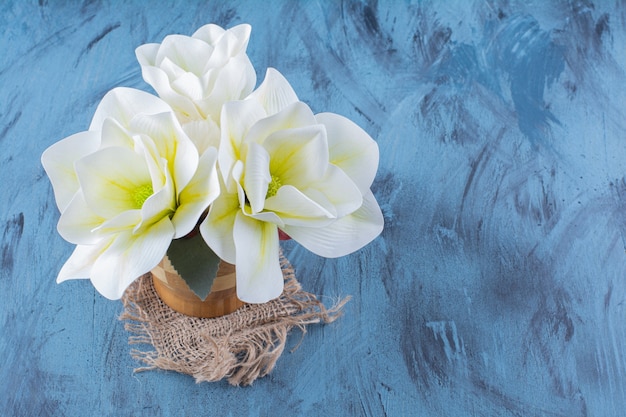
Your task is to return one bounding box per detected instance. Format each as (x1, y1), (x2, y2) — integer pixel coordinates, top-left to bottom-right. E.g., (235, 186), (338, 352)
(266, 175), (282, 199)
(132, 183), (153, 209)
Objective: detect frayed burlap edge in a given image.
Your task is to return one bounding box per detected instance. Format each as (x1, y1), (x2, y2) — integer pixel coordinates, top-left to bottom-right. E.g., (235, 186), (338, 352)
(120, 255), (350, 386)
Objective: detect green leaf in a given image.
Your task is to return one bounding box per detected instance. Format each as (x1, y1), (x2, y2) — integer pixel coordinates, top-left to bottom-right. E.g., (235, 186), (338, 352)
(166, 231), (222, 301)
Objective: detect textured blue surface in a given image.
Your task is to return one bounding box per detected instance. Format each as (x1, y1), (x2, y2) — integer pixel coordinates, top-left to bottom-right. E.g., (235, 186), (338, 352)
(2, 1), (626, 416)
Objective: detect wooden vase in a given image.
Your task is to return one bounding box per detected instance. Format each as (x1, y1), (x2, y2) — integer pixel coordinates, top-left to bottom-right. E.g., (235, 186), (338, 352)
(150, 256), (245, 318)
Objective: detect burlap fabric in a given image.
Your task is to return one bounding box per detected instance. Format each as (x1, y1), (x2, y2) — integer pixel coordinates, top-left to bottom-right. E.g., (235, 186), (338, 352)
(120, 255), (349, 386)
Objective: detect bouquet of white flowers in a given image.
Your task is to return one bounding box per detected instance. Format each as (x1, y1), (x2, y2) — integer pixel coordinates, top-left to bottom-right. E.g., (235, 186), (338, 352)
(42, 24), (383, 313)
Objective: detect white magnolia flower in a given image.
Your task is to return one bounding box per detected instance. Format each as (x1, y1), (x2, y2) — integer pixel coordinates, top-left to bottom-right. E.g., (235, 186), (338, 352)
(136, 24), (256, 154)
(200, 69), (384, 303)
(41, 87), (220, 300)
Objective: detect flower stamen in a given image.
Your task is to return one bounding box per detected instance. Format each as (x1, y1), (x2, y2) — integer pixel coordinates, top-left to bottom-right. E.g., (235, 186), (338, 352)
(266, 175), (282, 199)
(132, 183), (154, 208)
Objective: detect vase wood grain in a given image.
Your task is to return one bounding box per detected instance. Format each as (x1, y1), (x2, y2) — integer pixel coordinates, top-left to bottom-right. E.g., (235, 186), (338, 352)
(150, 256), (245, 318)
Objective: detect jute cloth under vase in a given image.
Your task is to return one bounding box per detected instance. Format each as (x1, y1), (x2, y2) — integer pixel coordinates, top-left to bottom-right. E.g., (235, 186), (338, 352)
(120, 254), (350, 386)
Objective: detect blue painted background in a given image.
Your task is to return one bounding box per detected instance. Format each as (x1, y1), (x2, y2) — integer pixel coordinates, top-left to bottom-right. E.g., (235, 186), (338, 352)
(2, 1), (626, 416)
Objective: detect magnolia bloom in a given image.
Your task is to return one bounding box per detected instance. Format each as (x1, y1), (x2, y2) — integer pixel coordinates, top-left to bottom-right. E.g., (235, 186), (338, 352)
(41, 87), (220, 300)
(136, 24), (256, 154)
(200, 69), (384, 303)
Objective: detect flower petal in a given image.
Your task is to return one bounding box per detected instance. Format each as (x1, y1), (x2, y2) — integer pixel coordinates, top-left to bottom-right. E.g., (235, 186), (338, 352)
(200, 172), (239, 264)
(90, 217), (175, 299)
(315, 112), (379, 193)
(231, 160), (248, 211)
(41, 130), (100, 212)
(233, 212), (283, 303)
(138, 65), (203, 120)
(135, 164), (176, 233)
(129, 112), (199, 193)
(197, 54), (256, 120)
(135, 43), (159, 66)
(134, 134), (167, 192)
(248, 210), (285, 227)
(247, 68), (299, 116)
(75, 147), (151, 218)
(243, 142), (271, 214)
(191, 23), (226, 45)
(94, 209), (142, 237)
(200, 24), (251, 67)
(156, 35), (215, 75)
(57, 239), (113, 283)
(182, 118), (220, 155)
(283, 189), (384, 258)
(57, 191), (106, 244)
(304, 164), (363, 218)
(158, 54), (192, 79)
(262, 124), (329, 188)
(170, 71), (204, 101)
(100, 117), (134, 149)
(244, 101), (318, 150)
(263, 185), (336, 226)
(89, 87), (172, 131)
(172, 147), (220, 238)
(219, 99), (266, 189)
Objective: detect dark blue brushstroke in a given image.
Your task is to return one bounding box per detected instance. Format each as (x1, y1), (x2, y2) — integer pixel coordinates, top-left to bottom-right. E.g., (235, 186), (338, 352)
(85, 23), (121, 52)
(0, 110), (22, 143)
(487, 15), (565, 142)
(426, 14), (565, 143)
(1, 212), (24, 277)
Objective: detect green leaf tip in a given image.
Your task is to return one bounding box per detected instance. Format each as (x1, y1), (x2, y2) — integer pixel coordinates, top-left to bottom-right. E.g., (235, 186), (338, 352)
(166, 232), (222, 301)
